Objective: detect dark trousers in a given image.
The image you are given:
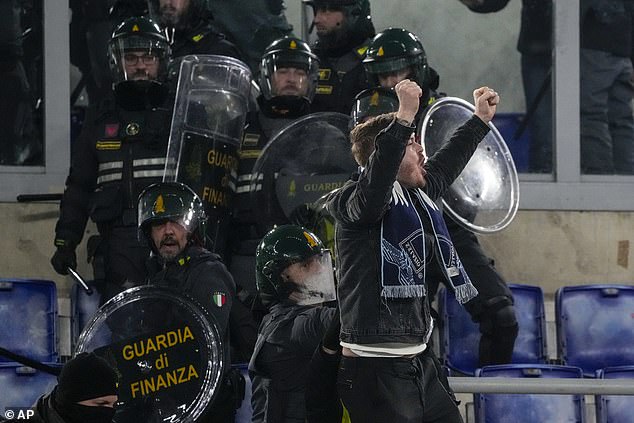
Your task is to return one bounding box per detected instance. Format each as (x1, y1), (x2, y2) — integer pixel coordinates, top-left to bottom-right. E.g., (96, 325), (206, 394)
(337, 349), (463, 423)
(93, 226), (151, 304)
(580, 48), (634, 174)
(522, 52), (553, 173)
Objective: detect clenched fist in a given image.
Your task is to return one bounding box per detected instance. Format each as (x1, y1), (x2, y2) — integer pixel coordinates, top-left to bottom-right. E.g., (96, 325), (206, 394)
(395, 79), (422, 125)
(473, 86), (500, 123)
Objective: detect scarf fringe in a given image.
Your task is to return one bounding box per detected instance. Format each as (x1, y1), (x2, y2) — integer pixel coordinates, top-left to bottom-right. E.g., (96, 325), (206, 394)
(454, 282), (479, 304)
(381, 284), (425, 299)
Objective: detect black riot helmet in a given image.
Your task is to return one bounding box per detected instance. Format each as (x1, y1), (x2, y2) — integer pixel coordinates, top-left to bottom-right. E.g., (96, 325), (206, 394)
(256, 225), (336, 308)
(108, 16), (170, 108)
(351, 87), (399, 126)
(303, 0), (375, 50)
(258, 36), (320, 118)
(137, 182), (207, 253)
(364, 28), (433, 90)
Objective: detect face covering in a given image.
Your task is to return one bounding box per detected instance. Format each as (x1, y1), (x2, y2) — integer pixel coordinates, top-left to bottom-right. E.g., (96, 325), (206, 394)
(58, 403), (116, 423)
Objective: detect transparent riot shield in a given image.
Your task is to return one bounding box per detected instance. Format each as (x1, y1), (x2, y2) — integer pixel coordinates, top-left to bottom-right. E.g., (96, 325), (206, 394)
(420, 97), (519, 233)
(163, 55), (252, 253)
(75, 286), (224, 423)
(250, 112), (357, 237)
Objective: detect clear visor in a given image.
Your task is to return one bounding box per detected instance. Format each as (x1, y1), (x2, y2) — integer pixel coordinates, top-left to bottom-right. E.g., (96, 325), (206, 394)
(365, 56), (413, 76)
(351, 91), (399, 125)
(284, 251), (336, 305)
(109, 36), (168, 83)
(138, 192), (201, 233)
(260, 53), (319, 101)
(147, 214), (198, 236)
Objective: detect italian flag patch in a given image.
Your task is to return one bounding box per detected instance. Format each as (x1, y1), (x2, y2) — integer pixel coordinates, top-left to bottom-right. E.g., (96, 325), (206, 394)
(212, 292), (226, 307)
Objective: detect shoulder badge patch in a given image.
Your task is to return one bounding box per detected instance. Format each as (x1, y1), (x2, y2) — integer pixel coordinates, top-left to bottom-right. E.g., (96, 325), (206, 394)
(105, 123), (119, 137)
(212, 292), (226, 307)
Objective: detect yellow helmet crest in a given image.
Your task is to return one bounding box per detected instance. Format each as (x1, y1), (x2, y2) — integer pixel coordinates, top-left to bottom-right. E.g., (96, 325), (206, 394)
(370, 91), (380, 106)
(303, 231), (318, 248)
(153, 195), (166, 214)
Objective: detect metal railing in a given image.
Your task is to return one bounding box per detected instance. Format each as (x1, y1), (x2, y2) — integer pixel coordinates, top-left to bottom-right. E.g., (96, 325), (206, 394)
(449, 377), (634, 395)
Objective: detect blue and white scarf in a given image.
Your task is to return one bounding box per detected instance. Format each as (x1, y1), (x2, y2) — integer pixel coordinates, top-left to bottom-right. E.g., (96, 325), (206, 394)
(380, 182), (478, 304)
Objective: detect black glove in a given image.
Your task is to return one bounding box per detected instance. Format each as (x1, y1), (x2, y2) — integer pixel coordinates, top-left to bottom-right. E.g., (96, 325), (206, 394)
(51, 244), (77, 275)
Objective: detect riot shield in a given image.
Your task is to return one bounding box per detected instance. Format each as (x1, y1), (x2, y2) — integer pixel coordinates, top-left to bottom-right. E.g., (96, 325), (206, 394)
(163, 55), (252, 253)
(420, 97), (519, 233)
(75, 286), (224, 423)
(250, 112), (357, 236)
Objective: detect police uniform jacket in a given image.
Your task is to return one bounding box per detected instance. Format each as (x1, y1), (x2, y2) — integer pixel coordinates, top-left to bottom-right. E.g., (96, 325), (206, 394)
(248, 302), (336, 423)
(171, 20), (242, 60)
(326, 116), (490, 345)
(311, 40), (372, 114)
(148, 245), (239, 420)
(166, 20), (243, 97)
(54, 95), (170, 247)
(149, 244), (236, 341)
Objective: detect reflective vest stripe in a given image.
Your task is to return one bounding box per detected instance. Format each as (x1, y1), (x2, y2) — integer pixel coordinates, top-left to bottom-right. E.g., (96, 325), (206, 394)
(238, 173), (263, 182)
(97, 173), (123, 184)
(133, 157), (166, 166)
(98, 161), (124, 171)
(236, 184), (262, 193)
(133, 170), (164, 178)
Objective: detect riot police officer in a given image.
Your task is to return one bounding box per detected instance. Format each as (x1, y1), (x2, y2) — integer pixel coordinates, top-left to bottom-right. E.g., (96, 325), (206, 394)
(138, 181), (242, 422)
(249, 225), (337, 423)
(206, 0), (293, 72)
(360, 27), (519, 368)
(303, 0), (375, 114)
(363, 27), (442, 118)
(148, 0), (241, 72)
(51, 16), (172, 302)
(228, 36), (320, 308)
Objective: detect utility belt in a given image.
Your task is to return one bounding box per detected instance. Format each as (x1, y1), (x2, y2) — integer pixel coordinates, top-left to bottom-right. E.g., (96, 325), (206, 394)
(95, 208), (138, 230)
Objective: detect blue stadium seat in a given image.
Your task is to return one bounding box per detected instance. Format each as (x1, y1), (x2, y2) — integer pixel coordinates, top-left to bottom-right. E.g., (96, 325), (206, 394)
(233, 363), (253, 423)
(595, 365), (634, 423)
(0, 279), (58, 363)
(0, 363), (60, 412)
(438, 283), (548, 375)
(491, 112), (530, 173)
(70, 281), (101, 350)
(556, 284), (634, 376)
(474, 364), (585, 423)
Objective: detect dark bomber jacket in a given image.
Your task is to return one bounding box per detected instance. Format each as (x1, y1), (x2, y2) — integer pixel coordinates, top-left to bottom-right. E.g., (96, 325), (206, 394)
(326, 116), (490, 345)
